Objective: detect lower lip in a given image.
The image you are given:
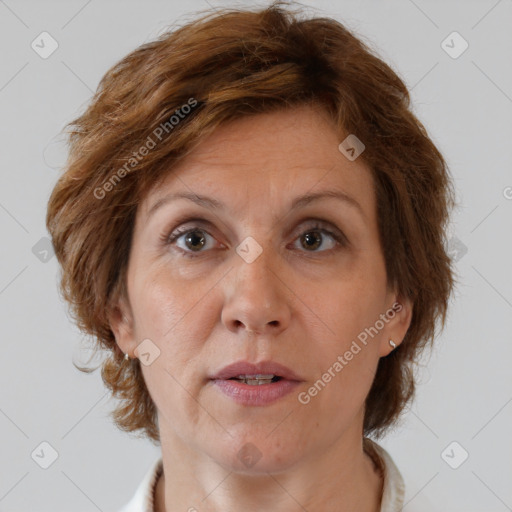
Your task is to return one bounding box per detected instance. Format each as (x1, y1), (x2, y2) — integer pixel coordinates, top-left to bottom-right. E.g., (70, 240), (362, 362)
(212, 378), (301, 406)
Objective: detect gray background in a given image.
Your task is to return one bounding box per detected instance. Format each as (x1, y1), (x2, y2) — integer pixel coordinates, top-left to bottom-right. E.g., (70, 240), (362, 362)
(0, 0), (511, 511)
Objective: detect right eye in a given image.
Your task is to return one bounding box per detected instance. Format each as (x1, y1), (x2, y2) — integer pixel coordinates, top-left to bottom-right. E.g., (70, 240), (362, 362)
(166, 226), (219, 257)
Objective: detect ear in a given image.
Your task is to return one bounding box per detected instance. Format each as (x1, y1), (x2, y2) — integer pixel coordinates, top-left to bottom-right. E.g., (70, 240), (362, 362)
(108, 294), (137, 358)
(378, 294), (413, 357)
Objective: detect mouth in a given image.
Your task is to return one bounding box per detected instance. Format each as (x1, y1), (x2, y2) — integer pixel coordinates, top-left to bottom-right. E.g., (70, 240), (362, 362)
(227, 374), (283, 385)
(210, 361), (303, 406)
(210, 360), (303, 382)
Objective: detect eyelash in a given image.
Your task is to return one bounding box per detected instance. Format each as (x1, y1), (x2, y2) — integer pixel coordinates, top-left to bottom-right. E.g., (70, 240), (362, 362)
(161, 218), (348, 259)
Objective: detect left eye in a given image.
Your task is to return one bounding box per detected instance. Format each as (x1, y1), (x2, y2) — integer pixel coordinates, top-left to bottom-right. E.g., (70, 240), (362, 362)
(293, 228), (339, 252)
(165, 222), (345, 257)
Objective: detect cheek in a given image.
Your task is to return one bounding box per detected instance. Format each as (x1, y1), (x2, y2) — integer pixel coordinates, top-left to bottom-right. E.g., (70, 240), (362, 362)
(311, 319), (379, 414)
(131, 271), (216, 363)
(315, 275), (387, 342)
(132, 263), (190, 333)
(137, 280), (179, 337)
(306, 272), (386, 400)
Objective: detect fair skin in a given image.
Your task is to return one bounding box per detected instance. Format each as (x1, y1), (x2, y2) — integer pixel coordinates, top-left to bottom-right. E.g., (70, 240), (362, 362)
(110, 104), (412, 512)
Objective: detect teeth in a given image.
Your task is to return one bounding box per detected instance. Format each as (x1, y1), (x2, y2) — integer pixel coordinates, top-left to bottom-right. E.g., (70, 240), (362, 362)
(232, 374), (278, 385)
(235, 374), (275, 379)
(238, 378), (273, 385)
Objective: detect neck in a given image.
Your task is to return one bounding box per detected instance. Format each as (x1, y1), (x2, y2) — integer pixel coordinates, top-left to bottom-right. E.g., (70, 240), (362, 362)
(154, 428), (383, 512)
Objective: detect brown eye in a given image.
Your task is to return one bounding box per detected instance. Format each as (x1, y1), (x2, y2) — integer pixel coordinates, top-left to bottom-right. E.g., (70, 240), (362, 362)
(300, 231), (324, 251)
(297, 229), (337, 252)
(164, 219), (346, 259)
(182, 230), (207, 251)
(166, 226), (217, 256)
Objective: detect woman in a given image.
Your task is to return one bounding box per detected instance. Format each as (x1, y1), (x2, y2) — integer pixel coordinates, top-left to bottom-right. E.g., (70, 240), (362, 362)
(46, 2), (455, 511)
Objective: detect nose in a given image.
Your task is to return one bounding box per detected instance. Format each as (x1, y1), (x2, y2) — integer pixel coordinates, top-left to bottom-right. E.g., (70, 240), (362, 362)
(221, 243), (291, 337)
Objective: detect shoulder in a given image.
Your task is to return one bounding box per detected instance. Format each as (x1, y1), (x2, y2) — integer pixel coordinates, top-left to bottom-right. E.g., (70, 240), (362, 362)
(117, 457), (163, 512)
(364, 437), (406, 512)
(364, 438), (437, 512)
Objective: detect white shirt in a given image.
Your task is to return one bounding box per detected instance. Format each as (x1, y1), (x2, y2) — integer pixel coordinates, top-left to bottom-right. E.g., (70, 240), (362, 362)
(118, 438), (432, 511)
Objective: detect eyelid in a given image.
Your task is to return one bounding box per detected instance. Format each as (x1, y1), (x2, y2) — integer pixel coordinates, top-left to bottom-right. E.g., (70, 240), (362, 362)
(162, 215), (348, 253)
(162, 216), (217, 239)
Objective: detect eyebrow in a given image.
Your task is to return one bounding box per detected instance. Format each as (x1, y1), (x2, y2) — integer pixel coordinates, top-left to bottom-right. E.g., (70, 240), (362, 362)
(147, 189), (365, 221)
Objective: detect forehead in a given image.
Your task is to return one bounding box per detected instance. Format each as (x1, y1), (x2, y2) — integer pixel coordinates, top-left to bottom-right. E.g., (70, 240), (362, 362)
(140, 105), (375, 220)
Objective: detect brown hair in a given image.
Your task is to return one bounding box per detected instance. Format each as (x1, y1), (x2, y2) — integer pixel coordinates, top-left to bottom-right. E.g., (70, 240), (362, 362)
(46, 1), (456, 443)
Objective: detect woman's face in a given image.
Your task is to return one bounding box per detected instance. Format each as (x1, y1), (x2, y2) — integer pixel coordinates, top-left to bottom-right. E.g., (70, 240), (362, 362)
(111, 104), (412, 473)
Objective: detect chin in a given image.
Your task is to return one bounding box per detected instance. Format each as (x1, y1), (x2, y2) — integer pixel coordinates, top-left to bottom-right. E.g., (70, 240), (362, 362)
(211, 439), (304, 475)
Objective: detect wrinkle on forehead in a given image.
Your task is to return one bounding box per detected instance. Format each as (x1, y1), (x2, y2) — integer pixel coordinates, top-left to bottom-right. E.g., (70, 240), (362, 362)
(138, 105), (374, 228)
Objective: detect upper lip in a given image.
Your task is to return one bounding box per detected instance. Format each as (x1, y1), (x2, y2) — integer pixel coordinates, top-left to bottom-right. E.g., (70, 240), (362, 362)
(210, 360), (303, 381)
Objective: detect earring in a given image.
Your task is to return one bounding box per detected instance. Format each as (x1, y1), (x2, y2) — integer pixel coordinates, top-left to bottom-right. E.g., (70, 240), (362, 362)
(124, 352), (130, 361)
(389, 339), (396, 350)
